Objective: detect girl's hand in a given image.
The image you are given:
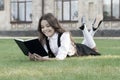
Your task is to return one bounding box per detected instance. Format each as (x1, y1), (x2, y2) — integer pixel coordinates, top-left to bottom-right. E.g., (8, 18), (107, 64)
(33, 53), (44, 61)
(28, 52), (49, 61)
(28, 52), (35, 61)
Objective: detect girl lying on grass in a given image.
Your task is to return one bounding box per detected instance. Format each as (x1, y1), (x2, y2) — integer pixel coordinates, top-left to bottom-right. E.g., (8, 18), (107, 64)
(29, 13), (103, 61)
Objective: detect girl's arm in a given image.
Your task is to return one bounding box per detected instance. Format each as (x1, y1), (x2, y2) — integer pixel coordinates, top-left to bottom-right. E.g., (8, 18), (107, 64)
(28, 53), (58, 61)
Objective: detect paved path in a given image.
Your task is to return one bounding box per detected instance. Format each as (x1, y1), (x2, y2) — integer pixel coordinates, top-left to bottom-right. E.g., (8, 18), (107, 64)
(74, 37), (120, 39)
(0, 36), (38, 39)
(0, 36), (120, 39)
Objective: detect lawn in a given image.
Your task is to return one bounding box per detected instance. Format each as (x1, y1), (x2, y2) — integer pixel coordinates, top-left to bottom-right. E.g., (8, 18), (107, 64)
(0, 38), (120, 80)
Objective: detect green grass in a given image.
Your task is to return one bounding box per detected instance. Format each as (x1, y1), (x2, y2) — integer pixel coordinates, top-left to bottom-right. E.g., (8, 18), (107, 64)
(0, 38), (120, 80)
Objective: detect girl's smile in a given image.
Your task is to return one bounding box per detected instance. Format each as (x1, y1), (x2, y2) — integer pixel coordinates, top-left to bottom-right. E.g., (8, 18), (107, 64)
(41, 20), (55, 37)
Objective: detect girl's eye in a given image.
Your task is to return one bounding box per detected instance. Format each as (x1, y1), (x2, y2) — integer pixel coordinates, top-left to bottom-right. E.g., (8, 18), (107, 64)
(46, 25), (50, 27)
(41, 26), (44, 29)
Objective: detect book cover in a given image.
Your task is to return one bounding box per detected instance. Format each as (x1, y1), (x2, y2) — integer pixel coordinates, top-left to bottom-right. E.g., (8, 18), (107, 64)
(14, 38), (48, 57)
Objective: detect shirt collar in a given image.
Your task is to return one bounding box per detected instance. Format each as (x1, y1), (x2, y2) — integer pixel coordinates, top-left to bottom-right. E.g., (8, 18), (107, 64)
(48, 32), (58, 40)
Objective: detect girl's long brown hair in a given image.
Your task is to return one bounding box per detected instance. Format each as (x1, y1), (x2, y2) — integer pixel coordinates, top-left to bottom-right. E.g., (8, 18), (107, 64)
(38, 13), (66, 44)
(38, 13), (77, 54)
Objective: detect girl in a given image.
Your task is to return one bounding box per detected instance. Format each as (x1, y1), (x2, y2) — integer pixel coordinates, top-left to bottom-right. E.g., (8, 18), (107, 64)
(28, 13), (102, 61)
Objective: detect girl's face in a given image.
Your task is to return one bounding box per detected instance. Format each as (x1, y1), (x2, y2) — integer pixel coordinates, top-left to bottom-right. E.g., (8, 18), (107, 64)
(41, 20), (55, 37)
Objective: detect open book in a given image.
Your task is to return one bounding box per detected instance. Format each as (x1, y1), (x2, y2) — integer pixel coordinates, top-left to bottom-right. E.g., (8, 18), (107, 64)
(14, 38), (48, 57)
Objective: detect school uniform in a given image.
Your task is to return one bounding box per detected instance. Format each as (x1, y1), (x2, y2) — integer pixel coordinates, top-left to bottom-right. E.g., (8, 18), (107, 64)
(43, 28), (100, 60)
(44, 32), (76, 60)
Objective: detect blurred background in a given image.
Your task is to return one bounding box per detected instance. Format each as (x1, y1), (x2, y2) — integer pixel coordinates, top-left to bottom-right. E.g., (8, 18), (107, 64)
(0, 0), (120, 37)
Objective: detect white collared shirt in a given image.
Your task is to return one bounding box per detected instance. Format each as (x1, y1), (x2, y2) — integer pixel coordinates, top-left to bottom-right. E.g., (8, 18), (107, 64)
(43, 32), (76, 60)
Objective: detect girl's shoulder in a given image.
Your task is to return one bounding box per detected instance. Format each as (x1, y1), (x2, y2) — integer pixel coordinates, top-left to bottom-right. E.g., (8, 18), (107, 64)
(60, 32), (71, 39)
(62, 31), (70, 35)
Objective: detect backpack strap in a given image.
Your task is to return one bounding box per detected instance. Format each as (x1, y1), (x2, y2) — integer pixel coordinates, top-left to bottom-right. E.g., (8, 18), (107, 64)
(46, 38), (55, 58)
(57, 33), (62, 47)
(46, 33), (63, 58)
